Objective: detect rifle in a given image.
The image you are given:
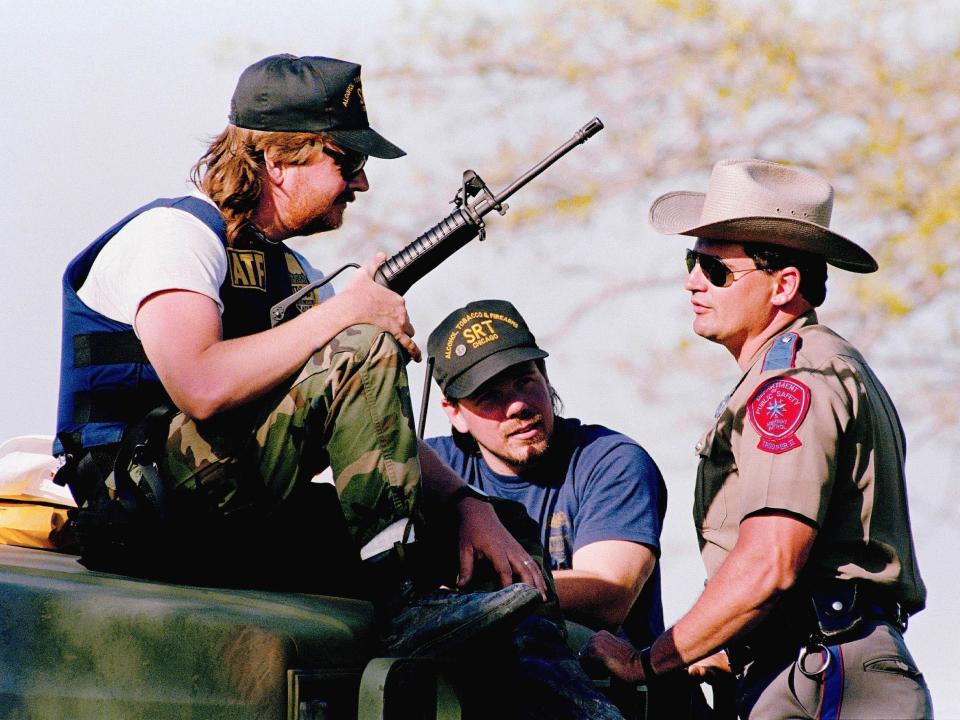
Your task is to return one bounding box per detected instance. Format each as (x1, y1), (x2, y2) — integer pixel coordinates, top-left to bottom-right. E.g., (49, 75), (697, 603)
(269, 117), (604, 327)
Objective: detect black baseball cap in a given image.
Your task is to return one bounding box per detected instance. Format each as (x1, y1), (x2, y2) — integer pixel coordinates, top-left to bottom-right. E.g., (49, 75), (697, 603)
(229, 54), (405, 159)
(428, 300), (549, 399)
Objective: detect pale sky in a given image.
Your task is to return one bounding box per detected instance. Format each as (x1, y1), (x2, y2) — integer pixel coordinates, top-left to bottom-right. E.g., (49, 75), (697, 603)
(2, 1), (956, 713)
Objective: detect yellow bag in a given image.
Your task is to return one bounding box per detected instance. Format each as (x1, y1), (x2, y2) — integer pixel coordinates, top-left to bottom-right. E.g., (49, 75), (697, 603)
(0, 502), (75, 550)
(0, 436), (77, 552)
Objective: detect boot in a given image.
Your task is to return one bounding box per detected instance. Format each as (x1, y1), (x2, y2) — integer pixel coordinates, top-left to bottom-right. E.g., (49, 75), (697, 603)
(509, 615), (626, 719)
(365, 542), (542, 658)
(380, 581), (542, 658)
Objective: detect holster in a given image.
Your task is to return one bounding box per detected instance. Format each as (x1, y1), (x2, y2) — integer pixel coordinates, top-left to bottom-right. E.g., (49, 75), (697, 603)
(54, 405), (176, 574)
(110, 404), (176, 520)
(809, 580), (906, 643)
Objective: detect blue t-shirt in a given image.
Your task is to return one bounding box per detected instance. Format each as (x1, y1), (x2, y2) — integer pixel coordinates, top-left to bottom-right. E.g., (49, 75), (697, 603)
(427, 416), (666, 646)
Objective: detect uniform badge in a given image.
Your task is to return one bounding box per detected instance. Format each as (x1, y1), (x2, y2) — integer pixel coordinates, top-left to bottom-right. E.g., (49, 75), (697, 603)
(747, 377), (811, 454)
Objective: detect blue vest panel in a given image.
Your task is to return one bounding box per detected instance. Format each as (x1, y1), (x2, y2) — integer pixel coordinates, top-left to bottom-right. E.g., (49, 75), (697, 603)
(54, 197), (227, 454)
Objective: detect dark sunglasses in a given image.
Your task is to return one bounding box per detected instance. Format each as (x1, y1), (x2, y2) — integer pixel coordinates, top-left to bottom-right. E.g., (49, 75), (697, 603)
(685, 248), (761, 288)
(323, 145), (368, 180)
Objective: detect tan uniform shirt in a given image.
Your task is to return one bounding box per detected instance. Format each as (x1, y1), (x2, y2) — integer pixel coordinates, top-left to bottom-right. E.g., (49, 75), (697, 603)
(694, 311), (925, 612)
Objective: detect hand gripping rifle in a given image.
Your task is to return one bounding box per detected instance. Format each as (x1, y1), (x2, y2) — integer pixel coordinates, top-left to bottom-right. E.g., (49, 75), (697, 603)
(269, 117), (604, 327)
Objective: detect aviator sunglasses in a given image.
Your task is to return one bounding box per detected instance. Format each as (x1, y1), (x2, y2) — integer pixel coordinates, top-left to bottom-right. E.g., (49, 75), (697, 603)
(323, 145), (368, 180)
(685, 248), (762, 288)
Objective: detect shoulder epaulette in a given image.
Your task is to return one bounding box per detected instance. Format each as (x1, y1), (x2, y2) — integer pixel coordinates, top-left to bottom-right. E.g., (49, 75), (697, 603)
(762, 331), (799, 372)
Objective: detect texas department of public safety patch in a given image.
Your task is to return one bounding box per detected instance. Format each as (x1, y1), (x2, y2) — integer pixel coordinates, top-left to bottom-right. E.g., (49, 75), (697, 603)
(747, 377), (811, 454)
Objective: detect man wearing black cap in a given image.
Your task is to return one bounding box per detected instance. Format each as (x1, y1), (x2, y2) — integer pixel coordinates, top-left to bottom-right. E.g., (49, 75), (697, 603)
(582, 159), (932, 718)
(425, 300), (674, 714)
(54, 54), (549, 657)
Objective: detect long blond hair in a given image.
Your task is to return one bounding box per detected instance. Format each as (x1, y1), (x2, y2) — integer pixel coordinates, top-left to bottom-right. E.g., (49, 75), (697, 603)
(190, 125), (327, 244)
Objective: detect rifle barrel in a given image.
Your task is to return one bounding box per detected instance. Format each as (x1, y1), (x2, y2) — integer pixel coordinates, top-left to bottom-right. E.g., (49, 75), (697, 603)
(477, 117), (604, 215)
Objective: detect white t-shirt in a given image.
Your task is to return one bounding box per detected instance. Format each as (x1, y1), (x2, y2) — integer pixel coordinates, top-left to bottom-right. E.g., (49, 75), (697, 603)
(77, 194), (327, 335)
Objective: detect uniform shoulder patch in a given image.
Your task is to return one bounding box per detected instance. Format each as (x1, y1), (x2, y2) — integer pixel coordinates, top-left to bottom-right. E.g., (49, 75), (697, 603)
(747, 376), (811, 454)
(762, 332), (800, 372)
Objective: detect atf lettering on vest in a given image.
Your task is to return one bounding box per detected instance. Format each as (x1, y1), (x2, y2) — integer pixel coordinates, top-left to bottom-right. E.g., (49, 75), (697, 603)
(228, 249), (267, 291)
(220, 226), (317, 339)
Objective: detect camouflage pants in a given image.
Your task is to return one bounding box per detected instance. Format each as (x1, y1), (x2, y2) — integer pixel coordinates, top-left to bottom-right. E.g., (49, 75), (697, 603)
(161, 324), (421, 553)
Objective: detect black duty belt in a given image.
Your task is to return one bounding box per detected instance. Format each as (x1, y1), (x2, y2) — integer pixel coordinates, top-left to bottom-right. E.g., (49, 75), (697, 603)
(726, 581), (906, 674)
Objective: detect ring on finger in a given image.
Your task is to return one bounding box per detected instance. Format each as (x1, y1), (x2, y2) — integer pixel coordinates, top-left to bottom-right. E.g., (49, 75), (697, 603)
(522, 560), (532, 567)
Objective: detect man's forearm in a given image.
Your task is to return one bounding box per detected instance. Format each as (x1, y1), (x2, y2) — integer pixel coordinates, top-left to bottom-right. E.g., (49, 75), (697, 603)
(416, 440), (548, 595)
(416, 440), (468, 501)
(554, 569), (638, 629)
(648, 514), (816, 674)
(138, 289), (366, 420)
(190, 302), (359, 414)
(555, 540), (655, 629)
(652, 550), (781, 672)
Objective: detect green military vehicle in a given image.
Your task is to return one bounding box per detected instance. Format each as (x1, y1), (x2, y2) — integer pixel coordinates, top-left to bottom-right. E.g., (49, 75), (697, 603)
(0, 544), (466, 720)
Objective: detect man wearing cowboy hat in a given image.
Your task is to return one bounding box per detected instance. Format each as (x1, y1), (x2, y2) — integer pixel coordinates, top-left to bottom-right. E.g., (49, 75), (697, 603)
(582, 159), (933, 718)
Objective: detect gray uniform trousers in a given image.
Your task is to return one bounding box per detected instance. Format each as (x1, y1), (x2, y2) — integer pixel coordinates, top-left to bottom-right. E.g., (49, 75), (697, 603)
(737, 620), (933, 719)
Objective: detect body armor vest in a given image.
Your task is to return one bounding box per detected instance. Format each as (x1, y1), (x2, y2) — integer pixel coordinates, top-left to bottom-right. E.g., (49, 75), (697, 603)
(55, 196), (318, 455)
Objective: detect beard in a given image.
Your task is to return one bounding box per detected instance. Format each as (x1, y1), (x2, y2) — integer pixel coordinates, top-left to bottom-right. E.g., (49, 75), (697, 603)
(296, 191), (355, 236)
(480, 415), (552, 472)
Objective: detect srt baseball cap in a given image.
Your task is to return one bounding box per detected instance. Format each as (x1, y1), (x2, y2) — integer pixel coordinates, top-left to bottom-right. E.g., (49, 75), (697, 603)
(428, 300), (549, 399)
(229, 54), (405, 159)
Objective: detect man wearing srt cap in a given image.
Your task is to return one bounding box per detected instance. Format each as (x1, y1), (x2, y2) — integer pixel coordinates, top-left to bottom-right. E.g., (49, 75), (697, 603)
(426, 300), (700, 717)
(53, 54), (548, 658)
(583, 159), (933, 719)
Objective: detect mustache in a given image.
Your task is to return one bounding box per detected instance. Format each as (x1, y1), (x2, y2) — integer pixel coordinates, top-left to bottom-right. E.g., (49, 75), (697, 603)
(504, 413), (545, 436)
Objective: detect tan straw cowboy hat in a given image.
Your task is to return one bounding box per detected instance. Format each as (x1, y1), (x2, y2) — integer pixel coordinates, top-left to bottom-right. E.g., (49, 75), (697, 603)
(648, 158), (877, 273)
